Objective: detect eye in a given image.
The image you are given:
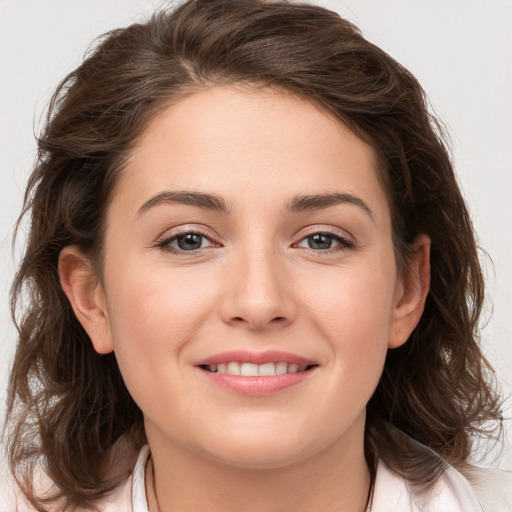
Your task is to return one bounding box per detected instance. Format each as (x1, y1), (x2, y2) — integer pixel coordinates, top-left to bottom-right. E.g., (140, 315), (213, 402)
(296, 232), (353, 251)
(157, 231), (216, 252)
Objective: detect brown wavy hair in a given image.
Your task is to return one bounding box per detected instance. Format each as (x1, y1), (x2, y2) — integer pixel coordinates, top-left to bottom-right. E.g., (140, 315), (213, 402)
(6, 0), (502, 509)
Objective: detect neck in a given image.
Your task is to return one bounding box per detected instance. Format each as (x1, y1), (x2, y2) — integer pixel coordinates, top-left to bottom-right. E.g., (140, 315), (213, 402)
(145, 414), (371, 512)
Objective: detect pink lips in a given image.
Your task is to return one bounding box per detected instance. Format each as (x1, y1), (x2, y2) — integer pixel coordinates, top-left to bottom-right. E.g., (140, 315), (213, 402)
(195, 350), (318, 396)
(195, 350), (316, 367)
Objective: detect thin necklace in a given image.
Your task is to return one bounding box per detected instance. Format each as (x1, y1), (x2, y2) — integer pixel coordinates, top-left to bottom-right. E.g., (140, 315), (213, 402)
(149, 457), (373, 512)
(151, 460), (160, 512)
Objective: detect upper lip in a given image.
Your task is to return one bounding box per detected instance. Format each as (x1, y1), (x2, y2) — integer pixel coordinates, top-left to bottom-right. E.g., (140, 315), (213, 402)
(195, 350), (318, 367)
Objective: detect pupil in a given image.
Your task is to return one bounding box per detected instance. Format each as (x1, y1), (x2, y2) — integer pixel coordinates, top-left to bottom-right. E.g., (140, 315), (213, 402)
(309, 234), (332, 250)
(177, 233), (202, 250)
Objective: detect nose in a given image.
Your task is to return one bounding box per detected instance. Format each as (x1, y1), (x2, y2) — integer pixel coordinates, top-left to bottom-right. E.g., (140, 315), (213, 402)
(219, 246), (297, 330)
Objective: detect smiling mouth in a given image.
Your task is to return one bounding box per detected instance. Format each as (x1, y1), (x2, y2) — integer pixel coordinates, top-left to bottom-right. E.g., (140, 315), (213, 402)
(199, 362), (317, 376)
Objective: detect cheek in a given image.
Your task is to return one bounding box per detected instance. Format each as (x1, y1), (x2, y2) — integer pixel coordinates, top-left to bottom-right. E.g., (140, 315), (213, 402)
(103, 264), (216, 396)
(300, 261), (396, 387)
(107, 262), (213, 339)
(304, 264), (397, 341)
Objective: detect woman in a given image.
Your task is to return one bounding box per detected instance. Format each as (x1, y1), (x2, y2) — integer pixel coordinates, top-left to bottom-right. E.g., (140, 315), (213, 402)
(4, 1), (511, 510)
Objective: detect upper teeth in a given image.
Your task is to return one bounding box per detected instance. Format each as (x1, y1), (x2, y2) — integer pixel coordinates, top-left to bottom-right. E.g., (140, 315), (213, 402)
(207, 362), (309, 376)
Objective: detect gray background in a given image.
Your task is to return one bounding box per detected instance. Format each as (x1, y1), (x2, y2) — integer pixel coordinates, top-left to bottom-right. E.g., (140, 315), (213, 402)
(1, 0), (511, 468)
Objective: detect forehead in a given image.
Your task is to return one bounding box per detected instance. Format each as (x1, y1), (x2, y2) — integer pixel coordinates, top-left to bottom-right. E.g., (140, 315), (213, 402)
(114, 86), (389, 222)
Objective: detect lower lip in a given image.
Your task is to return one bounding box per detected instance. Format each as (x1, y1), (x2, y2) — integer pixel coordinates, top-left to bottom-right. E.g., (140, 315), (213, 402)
(197, 367), (316, 396)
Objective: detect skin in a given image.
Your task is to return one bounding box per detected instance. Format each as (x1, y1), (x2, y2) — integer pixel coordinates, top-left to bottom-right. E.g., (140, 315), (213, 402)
(59, 86), (430, 512)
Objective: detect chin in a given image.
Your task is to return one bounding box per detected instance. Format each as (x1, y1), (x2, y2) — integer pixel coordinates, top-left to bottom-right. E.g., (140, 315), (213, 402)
(205, 446), (309, 470)
(194, 429), (324, 470)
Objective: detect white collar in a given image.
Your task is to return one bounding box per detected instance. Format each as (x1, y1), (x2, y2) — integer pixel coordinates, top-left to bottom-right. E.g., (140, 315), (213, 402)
(371, 458), (483, 511)
(130, 445), (483, 512)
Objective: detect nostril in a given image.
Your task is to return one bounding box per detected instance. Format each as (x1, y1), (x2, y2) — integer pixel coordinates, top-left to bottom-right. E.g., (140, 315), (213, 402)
(231, 316), (286, 325)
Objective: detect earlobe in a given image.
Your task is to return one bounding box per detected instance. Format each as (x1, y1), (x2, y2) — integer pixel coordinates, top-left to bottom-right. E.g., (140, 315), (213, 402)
(388, 234), (431, 349)
(58, 246), (114, 354)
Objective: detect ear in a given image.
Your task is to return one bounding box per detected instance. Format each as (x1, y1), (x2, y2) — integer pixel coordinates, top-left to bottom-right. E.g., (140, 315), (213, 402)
(58, 246), (114, 354)
(388, 234), (431, 349)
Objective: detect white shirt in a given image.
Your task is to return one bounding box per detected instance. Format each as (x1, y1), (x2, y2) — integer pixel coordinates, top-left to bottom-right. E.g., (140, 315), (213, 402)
(4, 444), (511, 511)
(129, 446), (487, 512)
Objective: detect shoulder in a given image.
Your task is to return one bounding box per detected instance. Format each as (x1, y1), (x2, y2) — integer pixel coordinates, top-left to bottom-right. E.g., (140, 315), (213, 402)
(371, 461), (512, 512)
(460, 464), (512, 512)
(1, 472), (134, 512)
(0, 447), (147, 512)
(372, 459), (512, 512)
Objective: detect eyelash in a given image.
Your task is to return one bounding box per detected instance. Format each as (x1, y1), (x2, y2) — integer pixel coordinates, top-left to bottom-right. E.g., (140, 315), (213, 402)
(293, 231), (355, 253)
(155, 228), (355, 255)
(155, 228), (217, 254)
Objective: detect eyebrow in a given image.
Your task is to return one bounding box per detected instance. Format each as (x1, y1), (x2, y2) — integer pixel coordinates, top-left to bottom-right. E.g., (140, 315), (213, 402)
(137, 191), (230, 216)
(136, 190), (373, 221)
(285, 193), (374, 221)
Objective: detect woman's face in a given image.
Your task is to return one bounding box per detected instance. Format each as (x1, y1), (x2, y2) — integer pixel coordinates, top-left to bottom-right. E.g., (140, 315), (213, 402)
(74, 87), (425, 469)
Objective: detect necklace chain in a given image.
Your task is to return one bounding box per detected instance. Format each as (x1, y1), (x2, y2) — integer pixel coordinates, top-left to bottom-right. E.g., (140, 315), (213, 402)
(150, 460), (162, 512)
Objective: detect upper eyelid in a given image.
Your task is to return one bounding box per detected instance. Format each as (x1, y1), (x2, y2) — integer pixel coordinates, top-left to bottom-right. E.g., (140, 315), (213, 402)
(155, 231), (219, 255)
(153, 224), (356, 247)
(156, 225), (217, 241)
(295, 225), (355, 242)
(294, 233), (354, 249)
(152, 226), (219, 254)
